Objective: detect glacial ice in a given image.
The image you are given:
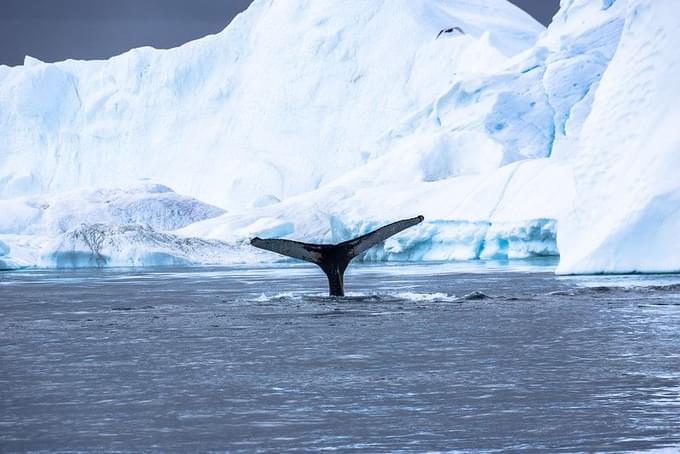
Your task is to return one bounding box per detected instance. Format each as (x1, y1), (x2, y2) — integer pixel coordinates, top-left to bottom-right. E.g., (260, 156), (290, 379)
(0, 239), (8, 256)
(556, 0), (680, 274)
(180, 157), (573, 263)
(0, 238), (25, 270)
(0, 0), (542, 210)
(0, 0), (677, 272)
(0, 184), (223, 236)
(0, 185), (226, 268)
(43, 224), (249, 269)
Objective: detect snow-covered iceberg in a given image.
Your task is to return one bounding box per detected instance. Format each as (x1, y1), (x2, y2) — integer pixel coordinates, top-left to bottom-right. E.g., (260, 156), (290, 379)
(0, 0), (542, 210)
(556, 0), (680, 274)
(0, 183), (223, 235)
(43, 224), (248, 268)
(179, 157), (573, 262)
(0, 238), (25, 270)
(0, 0), (678, 273)
(0, 184), (227, 267)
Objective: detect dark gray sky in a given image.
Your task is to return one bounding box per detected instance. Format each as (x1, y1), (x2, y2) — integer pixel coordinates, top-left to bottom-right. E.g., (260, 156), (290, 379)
(0, 0), (560, 67)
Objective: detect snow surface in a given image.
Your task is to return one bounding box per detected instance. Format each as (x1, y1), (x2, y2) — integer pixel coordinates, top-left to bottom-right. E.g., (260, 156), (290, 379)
(556, 0), (680, 274)
(180, 157), (572, 262)
(0, 0), (677, 272)
(0, 184), (226, 268)
(43, 224), (247, 269)
(0, 0), (541, 210)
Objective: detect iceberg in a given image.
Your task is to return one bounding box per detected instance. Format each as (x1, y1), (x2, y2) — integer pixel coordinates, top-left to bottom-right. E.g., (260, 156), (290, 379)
(0, 184), (223, 236)
(0, 238), (27, 270)
(0, 184), (226, 267)
(0, 0), (677, 273)
(556, 0), (680, 274)
(0, 0), (542, 210)
(42, 223), (249, 268)
(180, 157), (574, 262)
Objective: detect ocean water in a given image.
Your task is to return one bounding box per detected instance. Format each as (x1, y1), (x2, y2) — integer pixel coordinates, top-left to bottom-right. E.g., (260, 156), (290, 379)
(1, 261), (680, 452)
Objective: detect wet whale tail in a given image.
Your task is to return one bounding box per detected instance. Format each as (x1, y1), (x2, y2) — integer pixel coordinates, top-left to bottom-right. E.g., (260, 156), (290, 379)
(250, 216), (424, 296)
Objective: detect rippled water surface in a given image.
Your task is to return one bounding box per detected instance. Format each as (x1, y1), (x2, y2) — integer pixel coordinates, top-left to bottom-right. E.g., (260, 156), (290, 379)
(1, 261), (680, 452)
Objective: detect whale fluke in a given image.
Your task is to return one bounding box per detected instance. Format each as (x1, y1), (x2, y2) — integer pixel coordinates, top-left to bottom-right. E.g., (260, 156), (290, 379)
(250, 215), (424, 296)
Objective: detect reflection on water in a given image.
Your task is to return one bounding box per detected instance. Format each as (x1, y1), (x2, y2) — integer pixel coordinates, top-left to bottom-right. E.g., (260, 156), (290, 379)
(1, 262), (680, 452)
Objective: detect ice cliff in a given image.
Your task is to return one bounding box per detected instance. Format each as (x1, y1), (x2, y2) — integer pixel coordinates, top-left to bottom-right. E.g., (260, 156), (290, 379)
(0, 0), (678, 273)
(0, 0), (541, 209)
(556, 0), (680, 273)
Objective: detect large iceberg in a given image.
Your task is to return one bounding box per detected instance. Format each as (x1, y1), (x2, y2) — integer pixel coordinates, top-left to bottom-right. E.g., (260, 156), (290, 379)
(556, 0), (680, 273)
(0, 0), (542, 210)
(0, 0), (677, 273)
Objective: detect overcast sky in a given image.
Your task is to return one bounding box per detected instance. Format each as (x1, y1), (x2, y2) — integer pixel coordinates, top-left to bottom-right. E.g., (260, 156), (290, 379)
(0, 0), (560, 67)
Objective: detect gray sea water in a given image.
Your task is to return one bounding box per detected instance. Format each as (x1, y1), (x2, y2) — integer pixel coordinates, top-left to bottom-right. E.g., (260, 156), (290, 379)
(1, 260), (680, 453)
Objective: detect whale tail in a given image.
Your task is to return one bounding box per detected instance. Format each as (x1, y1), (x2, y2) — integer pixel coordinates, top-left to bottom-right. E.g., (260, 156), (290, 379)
(250, 215), (424, 296)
